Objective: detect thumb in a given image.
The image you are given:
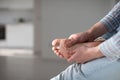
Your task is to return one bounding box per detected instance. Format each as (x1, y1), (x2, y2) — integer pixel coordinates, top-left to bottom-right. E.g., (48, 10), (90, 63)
(68, 34), (78, 47)
(65, 39), (77, 48)
(68, 34), (78, 40)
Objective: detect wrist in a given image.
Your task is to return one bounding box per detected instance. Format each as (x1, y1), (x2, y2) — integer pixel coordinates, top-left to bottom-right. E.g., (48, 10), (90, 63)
(86, 30), (96, 41)
(86, 22), (108, 41)
(94, 46), (104, 58)
(77, 31), (90, 42)
(88, 46), (104, 59)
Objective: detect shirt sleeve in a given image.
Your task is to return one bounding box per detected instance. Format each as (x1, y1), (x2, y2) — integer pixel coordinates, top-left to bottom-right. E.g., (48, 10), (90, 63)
(101, 30), (117, 40)
(99, 30), (120, 60)
(98, 1), (120, 60)
(99, 1), (120, 32)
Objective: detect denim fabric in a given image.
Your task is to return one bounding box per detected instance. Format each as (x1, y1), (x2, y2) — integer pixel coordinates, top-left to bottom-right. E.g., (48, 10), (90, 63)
(50, 57), (120, 80)
(117, 26), (120, 31)
(50, 64), (87, 80)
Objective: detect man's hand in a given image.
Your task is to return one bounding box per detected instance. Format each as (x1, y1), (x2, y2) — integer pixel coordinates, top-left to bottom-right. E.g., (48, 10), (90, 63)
(68, 32), (90, 47)
(52, 32), (90, 58)
(52, 38), (103, 63)
(67, 42), (104, 63)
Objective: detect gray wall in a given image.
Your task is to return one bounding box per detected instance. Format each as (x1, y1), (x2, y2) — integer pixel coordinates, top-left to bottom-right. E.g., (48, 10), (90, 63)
(34, 0), (115, 59)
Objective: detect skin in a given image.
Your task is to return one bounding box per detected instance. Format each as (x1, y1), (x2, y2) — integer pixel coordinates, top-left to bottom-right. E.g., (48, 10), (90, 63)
(67, 42), (104, 63)
(52, 22), (108, 63)
(52, 38), (103, 63)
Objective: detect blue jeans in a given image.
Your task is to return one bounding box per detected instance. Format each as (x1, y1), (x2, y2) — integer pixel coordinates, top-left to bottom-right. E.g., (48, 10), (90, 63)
(50, 57), (120, 80)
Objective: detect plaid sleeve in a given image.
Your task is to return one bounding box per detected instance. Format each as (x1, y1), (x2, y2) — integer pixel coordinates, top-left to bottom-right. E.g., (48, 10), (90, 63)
(99, 1), (120, 32)
(99, 30), (120, 60)
(101, 30), (117, 40)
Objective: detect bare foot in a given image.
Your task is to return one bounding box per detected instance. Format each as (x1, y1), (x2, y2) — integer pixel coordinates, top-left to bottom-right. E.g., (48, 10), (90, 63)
(52, 38), (102, 59)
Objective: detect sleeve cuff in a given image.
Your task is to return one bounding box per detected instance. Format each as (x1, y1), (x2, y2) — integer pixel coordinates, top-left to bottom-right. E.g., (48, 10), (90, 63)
(101, 31), (117, 40)
(99, 16), (117, 32)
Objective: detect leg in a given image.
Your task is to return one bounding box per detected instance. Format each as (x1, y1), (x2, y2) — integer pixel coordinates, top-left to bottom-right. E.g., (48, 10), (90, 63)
(81, 57), (120, 80)
(50, 64), (87, 80)
(87, 60), (120, 80)
(50, 57), (120, 80)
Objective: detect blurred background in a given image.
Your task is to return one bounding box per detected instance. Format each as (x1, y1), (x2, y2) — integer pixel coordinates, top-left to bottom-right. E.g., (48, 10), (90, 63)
(0, 0), (119, 80)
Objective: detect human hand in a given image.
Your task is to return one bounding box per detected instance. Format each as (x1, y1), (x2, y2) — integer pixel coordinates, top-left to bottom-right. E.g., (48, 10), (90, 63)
(67, 42), (104, 63)
(68, 32), (90, 47)
(52, 37), (102, 60)
(59, 41), (102, 59)
(52, 31), (91, 58)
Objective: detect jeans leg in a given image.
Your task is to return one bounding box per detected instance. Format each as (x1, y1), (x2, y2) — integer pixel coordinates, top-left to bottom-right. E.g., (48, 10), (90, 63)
(50, 64), (87, 80)
(81, 57), (113, 76)
(81, 57), (120, 80)
(50, 57), (120, 80)
(88, 60), (120, 80)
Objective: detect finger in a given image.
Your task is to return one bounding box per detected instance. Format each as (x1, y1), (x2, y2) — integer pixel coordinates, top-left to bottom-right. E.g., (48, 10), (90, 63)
(66, 39), (77, 47)
(68, 34), (78, 40)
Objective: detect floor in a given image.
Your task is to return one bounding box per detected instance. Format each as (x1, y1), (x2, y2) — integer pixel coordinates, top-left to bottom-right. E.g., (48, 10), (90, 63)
(0, 49), (70, 80)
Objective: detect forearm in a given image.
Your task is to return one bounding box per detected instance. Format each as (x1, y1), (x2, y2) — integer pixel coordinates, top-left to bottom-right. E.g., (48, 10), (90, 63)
(87, 2), (120, 41)
(86, 22), (108, 41)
